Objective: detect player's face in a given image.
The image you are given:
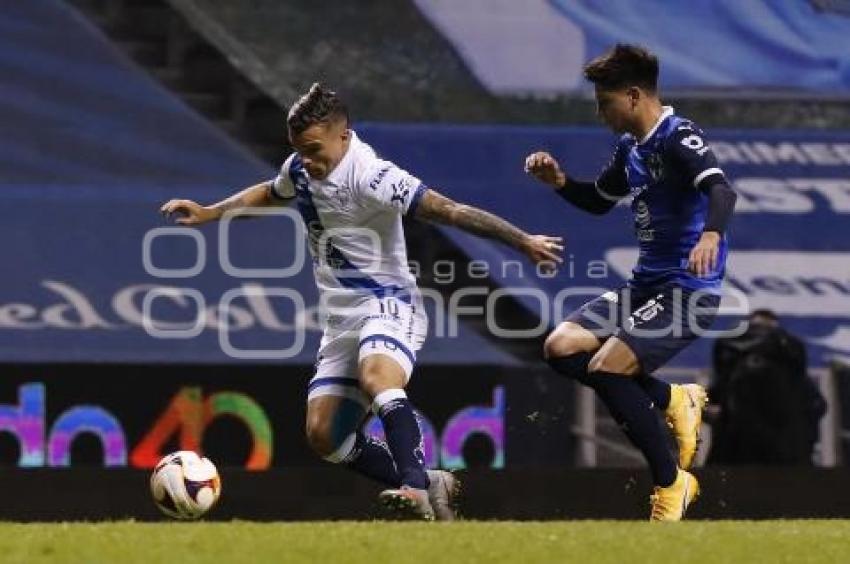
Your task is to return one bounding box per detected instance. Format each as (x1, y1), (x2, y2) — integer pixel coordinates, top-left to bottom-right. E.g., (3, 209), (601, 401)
(593, 86), (634, 134)
(289, 120), (350, 180)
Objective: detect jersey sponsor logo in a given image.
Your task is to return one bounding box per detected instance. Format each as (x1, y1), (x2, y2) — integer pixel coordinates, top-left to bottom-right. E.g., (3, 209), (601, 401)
(634, 200), (651, 228)
(633, 200), (655, 241)
(680, 133), (711, 156)
(369, 165), (392, 191)
(636, 229), (655, 242)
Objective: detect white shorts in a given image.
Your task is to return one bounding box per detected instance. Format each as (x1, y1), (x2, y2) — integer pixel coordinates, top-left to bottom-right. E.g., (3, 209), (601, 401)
(306, 294), (428, 408)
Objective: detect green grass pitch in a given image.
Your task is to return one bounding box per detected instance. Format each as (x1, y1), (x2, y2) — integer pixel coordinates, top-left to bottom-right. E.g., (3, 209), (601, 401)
(0, 521), (847, 563)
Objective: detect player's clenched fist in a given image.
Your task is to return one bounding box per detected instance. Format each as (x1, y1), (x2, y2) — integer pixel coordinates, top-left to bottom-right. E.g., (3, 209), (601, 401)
(160, 199), (218, 225)
(524, 151), (567, 188)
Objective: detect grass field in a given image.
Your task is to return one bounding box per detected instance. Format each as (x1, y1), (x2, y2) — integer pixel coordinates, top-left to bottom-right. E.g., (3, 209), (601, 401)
(0, 521), (847, 563)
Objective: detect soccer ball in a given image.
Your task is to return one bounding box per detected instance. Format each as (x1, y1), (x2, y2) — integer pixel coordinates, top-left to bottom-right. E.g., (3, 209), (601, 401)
(150, 451), (221, 520)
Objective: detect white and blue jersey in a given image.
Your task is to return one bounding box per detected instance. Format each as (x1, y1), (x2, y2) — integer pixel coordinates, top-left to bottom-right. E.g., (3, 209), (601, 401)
(596, 107), (728, 293)
(271, 131), (429, 405)
(271, 131), (427, 304)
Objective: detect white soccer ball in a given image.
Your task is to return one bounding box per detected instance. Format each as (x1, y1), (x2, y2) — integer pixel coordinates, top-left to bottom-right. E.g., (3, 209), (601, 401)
(150, 451), (221, 520)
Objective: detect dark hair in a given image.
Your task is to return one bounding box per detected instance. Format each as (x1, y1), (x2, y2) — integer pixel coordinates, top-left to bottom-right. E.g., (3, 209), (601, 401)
(750, 309), (779, 322)
(287, 83), (349, 136)
(583, 44), (659, 92)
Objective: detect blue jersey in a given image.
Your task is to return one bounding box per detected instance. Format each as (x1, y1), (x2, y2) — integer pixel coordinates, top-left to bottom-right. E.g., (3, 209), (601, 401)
(595, 107), (729, 293)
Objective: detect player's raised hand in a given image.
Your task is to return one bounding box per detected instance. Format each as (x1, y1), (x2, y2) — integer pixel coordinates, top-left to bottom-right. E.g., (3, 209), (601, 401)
(524, 151), (567, 188)
(688, 231), (720, 277)
(520, 234), (565, 272)
(160, 199), (218, 226)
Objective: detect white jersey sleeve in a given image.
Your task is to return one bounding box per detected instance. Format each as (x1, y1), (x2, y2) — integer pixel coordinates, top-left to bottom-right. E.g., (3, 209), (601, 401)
(269, 153), (297, 200)
(354, 159), (428, 216)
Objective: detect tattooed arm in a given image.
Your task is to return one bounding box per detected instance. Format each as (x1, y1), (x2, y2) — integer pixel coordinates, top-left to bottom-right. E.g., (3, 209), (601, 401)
(413, 188), (563, 266)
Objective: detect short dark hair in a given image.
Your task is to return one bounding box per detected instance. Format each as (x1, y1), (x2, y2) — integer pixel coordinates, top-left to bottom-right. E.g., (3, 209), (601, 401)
(750, 309), (779, 322)
(583, 44), (659, 92)
(287, 83), (349, 136)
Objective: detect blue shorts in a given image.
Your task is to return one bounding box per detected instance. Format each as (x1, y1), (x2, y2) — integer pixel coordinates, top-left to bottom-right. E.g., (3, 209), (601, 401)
(565, 283), (720, 374)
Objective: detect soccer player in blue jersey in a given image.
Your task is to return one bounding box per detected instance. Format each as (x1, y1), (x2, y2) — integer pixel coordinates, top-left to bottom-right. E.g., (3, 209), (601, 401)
(525, 44), (737, 521)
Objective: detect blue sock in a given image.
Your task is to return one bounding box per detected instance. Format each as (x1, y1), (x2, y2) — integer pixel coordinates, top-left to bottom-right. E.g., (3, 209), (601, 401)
(589, 371), (677, 486)
(549, 354), (672, 412)
(373, 389), (429, 490)
(635, 374), (672, 410)
(340, 431), (401, 487)
(546, 352), (593, 386)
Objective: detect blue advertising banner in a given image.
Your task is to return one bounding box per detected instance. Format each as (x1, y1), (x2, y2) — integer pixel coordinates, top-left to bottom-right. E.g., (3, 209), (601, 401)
(0, 0), (519, 366)
(3, 2), (848, 369)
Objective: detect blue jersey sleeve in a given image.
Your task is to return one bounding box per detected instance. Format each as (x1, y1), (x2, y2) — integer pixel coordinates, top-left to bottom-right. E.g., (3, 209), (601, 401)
(664, 123), (725, 191)
(594, 139), (630, 201)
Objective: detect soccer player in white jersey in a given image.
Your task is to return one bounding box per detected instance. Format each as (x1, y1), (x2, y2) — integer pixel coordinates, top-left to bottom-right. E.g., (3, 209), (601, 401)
(161, 83), (563, 520)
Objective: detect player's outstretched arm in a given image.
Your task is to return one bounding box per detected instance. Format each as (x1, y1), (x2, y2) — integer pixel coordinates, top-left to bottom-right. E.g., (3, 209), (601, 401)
(413, 188), (563, 267)
(524, 151), (625, 215)
(160, 180), (283, 225)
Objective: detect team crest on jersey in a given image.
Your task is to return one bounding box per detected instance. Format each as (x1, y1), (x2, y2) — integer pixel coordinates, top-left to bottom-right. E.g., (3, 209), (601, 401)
(645, 152), (664, 182)
(333, 185), (352, 209)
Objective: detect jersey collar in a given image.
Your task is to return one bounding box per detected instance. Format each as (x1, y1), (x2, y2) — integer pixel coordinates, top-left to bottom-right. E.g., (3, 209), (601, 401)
(638, 106), (674, 145)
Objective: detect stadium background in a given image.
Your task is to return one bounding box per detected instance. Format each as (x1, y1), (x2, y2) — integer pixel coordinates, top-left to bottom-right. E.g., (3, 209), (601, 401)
(2, 0), (850, 521)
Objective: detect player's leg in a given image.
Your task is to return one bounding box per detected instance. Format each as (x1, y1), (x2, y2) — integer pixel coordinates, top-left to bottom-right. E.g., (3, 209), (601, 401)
(304, 391), (401, 486)
(359, 350), (437, 520)
(588, 336), (698, 521)
(619, 286), (719, 469)
(304, 346), (457, 520)
(304, 331), (403, 487)
(543, 321), (601, 385)
(587, 337), (678, 487)
(359, 353), (428, 490)
(357, 297), (442, 520)
(544, 288), (671, 403)
(547, 290), (680, 487)
(605, 286), (721, 520)
(543, 288), (625, 383)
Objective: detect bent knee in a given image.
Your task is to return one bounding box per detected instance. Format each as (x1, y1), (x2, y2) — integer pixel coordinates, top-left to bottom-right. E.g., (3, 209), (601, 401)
(587, 340), (640, 375)
(358, 355), (406, 397)
(586, 354), (612, 374)
(305, 416), (336, 458)
(543, 323), (599, 359)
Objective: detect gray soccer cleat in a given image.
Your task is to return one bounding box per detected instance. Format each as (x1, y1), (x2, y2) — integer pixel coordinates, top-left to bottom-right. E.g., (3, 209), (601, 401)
(378, 486), (435, 521)
(426, 470), (460, 521)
